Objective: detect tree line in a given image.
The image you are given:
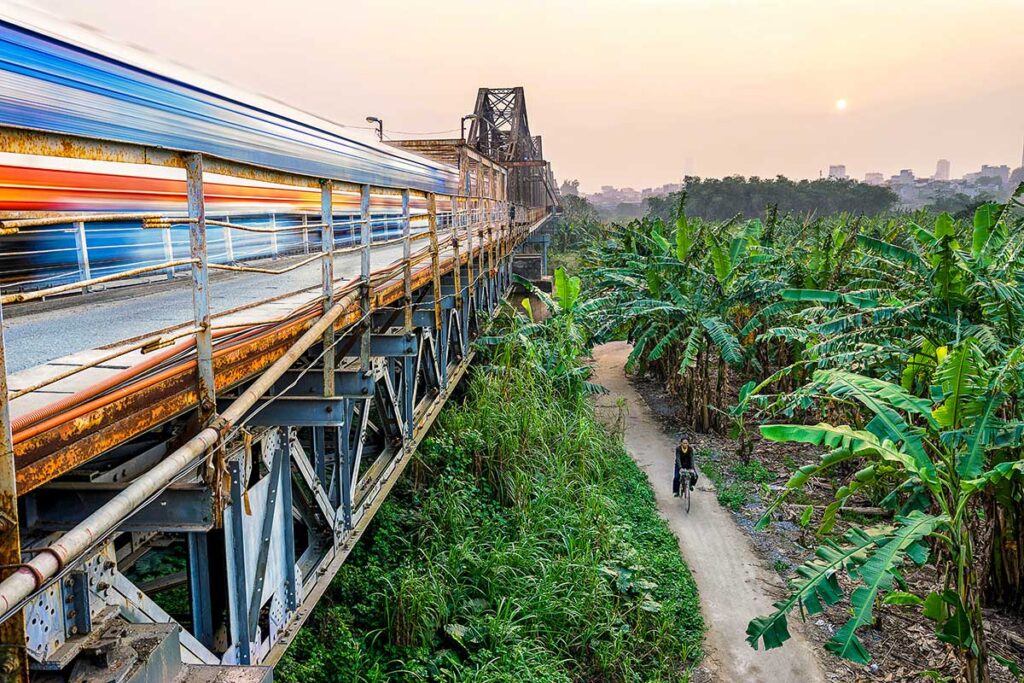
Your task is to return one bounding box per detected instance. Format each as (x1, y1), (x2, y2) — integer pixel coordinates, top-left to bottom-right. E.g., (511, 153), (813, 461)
(646, 175), (898, 222)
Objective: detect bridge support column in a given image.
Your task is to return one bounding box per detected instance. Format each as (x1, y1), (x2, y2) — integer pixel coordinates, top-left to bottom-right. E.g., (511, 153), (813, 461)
(0, 300), (27, 681)
(227, 460), (253, 665)
(188, 531), (215, 649)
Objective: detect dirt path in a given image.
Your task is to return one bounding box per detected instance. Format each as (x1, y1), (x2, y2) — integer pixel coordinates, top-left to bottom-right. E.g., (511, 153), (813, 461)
(591, 342), (825, 683)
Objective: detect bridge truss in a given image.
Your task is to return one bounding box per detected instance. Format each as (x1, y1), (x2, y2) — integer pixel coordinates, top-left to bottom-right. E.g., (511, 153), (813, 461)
(0, 10), (552, 681)
(466, 87), (561, 211)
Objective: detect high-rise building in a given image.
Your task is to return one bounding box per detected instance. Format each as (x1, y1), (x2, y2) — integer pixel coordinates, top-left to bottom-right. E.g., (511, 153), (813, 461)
(828, 164), (847, 180)
(890, 169), (916, 184)
(934, 159), (950, 181)
(864, 172), (884, 185)
(978, 165), (1011, 188)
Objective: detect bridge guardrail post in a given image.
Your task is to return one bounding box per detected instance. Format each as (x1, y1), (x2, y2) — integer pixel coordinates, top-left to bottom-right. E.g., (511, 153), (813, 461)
(162, 222), (175, 280)
(223, 216), (235, 263)
(465, 194), (474, 312)
(72, 220), (93, 293)
(359, 184), (371, 371)
(427, 194), (442, 334)
(489, 166), (501, 284)
(320, 180), (335, 396)
(269, 212), (279, 259)
(185, 153), (216, 423)
(452, 202), (462, 317)
(401, 190), (414, 439)
(461, 156), (475, 316)
(402, 190), (412, 331)
(474, 163), (488, 310)
(0, 299), (28, 682)
(477, 199), (485, 307)
(427, 193), (450, 389)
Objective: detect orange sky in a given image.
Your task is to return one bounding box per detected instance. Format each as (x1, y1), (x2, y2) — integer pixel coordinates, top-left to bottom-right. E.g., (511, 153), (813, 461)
(28, 0), (1024, 192)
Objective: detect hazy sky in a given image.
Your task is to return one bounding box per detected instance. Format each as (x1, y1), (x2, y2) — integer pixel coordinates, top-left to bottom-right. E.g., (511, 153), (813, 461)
(27, 0), (1024, 192)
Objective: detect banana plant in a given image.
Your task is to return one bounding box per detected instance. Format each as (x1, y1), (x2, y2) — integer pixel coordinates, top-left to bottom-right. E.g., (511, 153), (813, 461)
(747, 340), (1024, 682)
(488, 269), (600, 394)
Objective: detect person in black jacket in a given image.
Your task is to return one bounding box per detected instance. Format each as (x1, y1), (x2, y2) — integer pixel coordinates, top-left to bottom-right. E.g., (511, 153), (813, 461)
(672, 437), (698, 497)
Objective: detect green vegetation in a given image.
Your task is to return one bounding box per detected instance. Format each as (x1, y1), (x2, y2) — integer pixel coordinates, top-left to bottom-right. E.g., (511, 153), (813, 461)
(278, 289), (703, 682)
(580, 187), (1024, 682)
(696, 447), (773, 512)
(645, 176), (898, 221)
(548, 195), (604, 274)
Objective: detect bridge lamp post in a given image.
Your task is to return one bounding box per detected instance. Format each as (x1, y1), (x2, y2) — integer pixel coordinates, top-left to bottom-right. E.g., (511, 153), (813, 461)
(365, 116), (383, 141)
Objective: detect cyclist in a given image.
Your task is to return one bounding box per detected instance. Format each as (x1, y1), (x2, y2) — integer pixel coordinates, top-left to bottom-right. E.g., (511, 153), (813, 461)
(673, 437), (698, 497)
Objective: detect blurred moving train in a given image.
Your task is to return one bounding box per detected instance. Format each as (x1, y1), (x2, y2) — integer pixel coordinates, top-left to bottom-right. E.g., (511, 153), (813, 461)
(0, 4), (462, 293)
(0, 151), (447, 291)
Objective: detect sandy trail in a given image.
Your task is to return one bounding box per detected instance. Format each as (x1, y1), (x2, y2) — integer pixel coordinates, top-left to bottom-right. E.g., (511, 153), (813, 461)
(591, 341), (824, 683)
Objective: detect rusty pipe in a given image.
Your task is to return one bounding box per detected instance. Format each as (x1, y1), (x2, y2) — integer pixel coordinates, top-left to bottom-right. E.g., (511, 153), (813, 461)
(0, 290), (358, 619)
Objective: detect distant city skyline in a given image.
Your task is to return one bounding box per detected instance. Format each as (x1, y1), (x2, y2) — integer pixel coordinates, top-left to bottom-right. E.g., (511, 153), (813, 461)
(579, 152), (1022, 197)
(24, 0), (1024, 191)
(583, 156), (1021, 212)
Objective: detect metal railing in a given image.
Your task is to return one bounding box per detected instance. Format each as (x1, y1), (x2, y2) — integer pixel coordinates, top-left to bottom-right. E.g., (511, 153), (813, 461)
(0, 206), (476, 298)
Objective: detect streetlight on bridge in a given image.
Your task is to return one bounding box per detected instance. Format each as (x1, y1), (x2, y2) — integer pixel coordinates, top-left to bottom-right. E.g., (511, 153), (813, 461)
(365, 116), (383, 141)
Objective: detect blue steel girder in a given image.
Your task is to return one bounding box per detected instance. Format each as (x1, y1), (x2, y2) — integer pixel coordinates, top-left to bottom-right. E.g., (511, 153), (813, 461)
(26, 484), (214, 533)
(273, 369), (374, 398)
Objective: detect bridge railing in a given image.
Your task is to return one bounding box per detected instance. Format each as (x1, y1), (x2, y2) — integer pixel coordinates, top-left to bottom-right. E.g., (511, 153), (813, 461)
(0, 205), (481, 298)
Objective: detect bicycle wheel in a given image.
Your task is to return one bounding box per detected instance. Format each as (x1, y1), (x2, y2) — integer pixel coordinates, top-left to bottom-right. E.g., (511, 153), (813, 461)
(684, 477), (691, 514)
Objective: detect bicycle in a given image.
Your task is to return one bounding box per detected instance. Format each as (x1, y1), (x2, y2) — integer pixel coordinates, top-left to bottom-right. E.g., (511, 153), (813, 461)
(680, 468), (694, 514)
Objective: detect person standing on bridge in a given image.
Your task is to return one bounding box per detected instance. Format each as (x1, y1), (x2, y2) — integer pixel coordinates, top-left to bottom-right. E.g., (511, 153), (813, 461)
(672, 437), (698, 496)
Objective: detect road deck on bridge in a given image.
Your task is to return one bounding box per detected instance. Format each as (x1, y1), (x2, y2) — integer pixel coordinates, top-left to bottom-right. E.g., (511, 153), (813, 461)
(5, 238), (449, 421)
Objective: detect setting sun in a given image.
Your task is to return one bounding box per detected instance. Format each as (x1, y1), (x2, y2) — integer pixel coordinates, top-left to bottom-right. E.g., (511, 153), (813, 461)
(835, 98), (848, 111)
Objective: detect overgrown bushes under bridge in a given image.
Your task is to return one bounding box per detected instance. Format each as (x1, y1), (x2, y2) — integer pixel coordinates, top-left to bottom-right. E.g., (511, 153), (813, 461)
(277, 306), (704, 681)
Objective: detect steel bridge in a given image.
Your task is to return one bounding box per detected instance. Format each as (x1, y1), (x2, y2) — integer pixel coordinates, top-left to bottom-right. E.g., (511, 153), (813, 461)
(0, 7), (558, 681)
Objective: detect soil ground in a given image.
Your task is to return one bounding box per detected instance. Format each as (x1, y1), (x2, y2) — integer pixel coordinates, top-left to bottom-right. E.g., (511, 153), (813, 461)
(590, 341), (826, 683)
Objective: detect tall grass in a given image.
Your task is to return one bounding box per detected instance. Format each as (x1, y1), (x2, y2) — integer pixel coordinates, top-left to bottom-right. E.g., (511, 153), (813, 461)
(278, 314), (704, 681)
